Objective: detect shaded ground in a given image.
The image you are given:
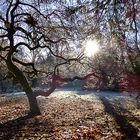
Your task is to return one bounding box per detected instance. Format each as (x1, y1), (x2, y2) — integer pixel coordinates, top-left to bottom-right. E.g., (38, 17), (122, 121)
(0, 90), (140, 140)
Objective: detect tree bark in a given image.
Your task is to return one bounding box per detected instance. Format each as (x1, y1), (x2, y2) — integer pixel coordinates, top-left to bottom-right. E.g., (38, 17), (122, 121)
(6, 55), (41, 115)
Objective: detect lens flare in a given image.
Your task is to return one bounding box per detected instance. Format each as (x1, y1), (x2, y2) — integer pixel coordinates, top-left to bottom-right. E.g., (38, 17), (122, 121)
(85, 40), (99, 57)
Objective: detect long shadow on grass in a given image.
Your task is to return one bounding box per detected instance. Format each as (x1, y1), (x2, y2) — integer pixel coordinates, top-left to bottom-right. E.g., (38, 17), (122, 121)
(99, 97), (139, 139)
(0, 114), (55, 140)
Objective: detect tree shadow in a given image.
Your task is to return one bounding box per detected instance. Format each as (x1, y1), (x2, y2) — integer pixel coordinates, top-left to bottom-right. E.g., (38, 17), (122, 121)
(0, 114), (35, 140)
(0, 113), (55, 140)
(99, 96), (140, 139)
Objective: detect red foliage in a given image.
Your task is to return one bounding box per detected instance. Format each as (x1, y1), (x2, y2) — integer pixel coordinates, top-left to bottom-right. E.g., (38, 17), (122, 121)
(53, 72), (102, 89)
(119, 74), (140, 96)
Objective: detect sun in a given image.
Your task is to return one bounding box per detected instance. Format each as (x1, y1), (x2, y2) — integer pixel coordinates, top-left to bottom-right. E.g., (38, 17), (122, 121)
(84, 40), (99, 57)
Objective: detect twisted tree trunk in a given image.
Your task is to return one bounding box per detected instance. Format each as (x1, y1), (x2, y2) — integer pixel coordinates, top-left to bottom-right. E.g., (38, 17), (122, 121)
(6, 54), (41, 115)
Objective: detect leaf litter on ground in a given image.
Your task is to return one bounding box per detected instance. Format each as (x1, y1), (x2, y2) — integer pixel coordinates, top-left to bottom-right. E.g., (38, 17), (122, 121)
(0, 90), (140, 140)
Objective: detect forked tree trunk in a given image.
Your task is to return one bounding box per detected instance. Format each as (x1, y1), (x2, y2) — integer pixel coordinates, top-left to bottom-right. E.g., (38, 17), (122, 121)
(6, 58), (41, 115)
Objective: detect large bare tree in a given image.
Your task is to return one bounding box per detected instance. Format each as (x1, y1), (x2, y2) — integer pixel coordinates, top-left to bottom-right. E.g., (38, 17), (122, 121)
(0, 0), (140, 115)
(0, 0), (99, 115)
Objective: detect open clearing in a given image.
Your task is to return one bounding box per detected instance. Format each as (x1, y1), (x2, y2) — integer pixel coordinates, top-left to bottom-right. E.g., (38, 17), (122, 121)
(0, 89), (140, 140)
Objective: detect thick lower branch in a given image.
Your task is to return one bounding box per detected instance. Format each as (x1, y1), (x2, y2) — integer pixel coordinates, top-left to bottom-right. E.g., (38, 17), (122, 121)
(34, 73), (101, 97)
(34, 74), (57, 97)
(55, 72), (101, 82)
(34, 85), (56, 97)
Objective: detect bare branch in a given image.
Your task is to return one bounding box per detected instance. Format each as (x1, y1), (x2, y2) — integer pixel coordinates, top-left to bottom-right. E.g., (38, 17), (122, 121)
(6, 0), (13, 21)
(15, 27), (31, 37)
(34, 74), (57, 97)
(19, 1), (47, 19)
(0, 27), (7, 31)
(0, 34), (8, 38)
(10, 0), (20, 24)
(0, 45), (10, 51)
(56, 72), (101, 82)
(14, 13), (31, 18)
(0, 54), (7, 61)
(0, 15), (6, 22)
(12, 57), (38, 75)
(14, 42), (30, 49)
